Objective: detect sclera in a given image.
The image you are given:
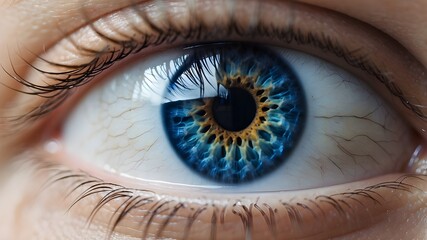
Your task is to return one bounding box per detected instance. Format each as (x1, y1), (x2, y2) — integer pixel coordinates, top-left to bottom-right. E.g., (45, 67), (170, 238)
(62, 46), (414, 192)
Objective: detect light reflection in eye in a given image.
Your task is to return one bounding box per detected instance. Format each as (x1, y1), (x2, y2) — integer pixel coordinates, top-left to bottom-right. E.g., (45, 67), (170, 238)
(162, 43), (306, 184)
(61, 41), (414, 191)
(4, 0), (424, 238)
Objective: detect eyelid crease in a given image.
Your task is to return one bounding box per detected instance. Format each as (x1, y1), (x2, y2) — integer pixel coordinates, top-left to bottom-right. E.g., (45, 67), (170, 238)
(0, 1), (426, 239)
(2, 0), (425, 136)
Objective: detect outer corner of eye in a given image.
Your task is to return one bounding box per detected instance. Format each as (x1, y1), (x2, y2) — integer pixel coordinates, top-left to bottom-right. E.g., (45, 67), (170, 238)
(50, 40), (419, 195)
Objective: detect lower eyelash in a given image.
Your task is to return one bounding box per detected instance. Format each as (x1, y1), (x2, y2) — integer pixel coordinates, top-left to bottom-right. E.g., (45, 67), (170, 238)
(34, 158), (424, 239)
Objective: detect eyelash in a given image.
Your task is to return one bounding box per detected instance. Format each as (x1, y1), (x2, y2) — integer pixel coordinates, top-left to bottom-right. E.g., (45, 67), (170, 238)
(2, 1), (424, 238)
(3, 1), (421, 129)
(35, 157), (421, 239)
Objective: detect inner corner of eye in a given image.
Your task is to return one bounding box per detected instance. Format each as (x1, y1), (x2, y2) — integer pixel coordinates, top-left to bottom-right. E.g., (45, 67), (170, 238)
(56, 41), (417, 192)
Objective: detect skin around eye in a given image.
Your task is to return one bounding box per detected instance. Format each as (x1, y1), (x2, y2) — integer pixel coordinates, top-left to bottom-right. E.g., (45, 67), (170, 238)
(0, 0), (426, 240)
(6, 0), (426, 140)
(21, 0), (423, 238)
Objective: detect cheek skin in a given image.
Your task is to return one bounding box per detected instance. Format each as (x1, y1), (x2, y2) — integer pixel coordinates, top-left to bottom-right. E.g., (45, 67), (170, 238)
(0, 157), (130, 240)
(0, 153), (426, 239)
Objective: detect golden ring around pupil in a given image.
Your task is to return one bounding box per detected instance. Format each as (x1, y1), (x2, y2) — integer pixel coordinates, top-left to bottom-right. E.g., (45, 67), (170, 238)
(190, 74), (274, 151)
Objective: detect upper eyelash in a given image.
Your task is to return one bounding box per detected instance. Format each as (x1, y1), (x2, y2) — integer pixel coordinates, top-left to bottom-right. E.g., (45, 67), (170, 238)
(38, 159), (425, 239)
(1, 1), (420, 129)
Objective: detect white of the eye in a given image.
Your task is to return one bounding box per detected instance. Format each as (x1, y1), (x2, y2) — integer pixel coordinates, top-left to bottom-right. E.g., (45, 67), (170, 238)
(62, 47), (412, 192)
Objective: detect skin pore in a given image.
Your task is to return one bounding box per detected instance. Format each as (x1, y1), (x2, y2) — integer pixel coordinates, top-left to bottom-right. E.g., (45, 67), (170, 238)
(0, 0), (426, 239)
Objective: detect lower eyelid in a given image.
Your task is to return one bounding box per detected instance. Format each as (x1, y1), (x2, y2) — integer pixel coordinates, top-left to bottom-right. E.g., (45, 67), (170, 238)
(64, 180), (427, 239)
(2, 1), (427, 239)
(12, 151), (424, 240)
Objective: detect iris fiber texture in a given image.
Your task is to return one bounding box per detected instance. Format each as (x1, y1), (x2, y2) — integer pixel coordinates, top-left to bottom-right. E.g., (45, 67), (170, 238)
(162, 44), (305, 183)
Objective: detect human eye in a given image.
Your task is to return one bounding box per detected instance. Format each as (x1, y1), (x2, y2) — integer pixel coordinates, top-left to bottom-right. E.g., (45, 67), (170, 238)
(0, 0), (426, 239)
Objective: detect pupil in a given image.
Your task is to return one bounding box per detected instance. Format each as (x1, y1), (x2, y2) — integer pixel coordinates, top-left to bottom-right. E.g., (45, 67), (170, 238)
(212, 87), (256, 131)
(161, 44), (306, 184)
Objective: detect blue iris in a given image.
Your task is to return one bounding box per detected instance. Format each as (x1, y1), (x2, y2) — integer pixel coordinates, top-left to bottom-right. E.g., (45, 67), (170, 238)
(162, 44), (305, 184)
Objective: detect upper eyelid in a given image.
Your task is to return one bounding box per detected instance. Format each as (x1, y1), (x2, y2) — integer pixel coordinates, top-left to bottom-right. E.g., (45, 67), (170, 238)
(297, 0), (427, 69)
(0, 0), (149, 55)
(1, 0), (426, 141)
(0, 1), (424, 238)
(0, 0), (423, 74)
(2, 2), (423, 116)
(0, 0), (406, 65)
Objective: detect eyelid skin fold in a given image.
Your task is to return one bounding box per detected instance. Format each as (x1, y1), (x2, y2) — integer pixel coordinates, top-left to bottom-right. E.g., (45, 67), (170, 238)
(297, 0), (427, 70)
(2, 0), (427, 141)
(0, 0), (426, 239)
